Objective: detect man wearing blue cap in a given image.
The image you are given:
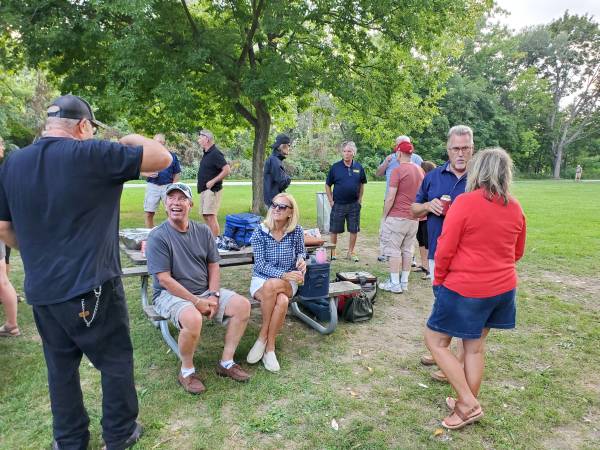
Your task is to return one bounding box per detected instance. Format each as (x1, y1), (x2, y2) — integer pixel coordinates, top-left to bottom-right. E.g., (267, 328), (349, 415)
(0, 94), (172, 449)
(263, 134), (292, 208)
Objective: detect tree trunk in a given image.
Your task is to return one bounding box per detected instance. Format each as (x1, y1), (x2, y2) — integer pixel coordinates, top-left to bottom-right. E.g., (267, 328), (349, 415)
(251, 101), (271, 214)
(552, 141), (563, 179)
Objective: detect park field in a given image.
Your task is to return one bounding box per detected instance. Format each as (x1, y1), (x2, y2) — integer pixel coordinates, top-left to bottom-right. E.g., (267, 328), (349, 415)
(0, 180), (599, 449)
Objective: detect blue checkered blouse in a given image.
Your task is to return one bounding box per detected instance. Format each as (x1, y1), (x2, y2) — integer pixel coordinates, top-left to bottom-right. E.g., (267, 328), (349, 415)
(251, 224), (306, 279)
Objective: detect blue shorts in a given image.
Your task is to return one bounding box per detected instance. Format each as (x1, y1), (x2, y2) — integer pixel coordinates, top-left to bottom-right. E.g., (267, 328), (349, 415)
(427, 285), (516, 339)
(329, 201), (361, 233)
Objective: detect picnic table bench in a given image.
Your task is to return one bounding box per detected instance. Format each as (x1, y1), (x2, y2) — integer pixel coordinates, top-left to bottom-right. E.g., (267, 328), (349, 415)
(121, 266), (360, 359)
(120, 241), (358, 359)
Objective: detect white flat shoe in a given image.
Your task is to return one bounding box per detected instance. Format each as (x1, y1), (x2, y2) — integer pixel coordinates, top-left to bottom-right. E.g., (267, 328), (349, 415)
(246, 338), (266, 364)
(262, 351), (280, 372)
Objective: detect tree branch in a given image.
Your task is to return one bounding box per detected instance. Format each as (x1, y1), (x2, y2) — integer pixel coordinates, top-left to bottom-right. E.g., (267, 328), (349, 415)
(180, 0), (200, 38)
(234, 101), (258, 127)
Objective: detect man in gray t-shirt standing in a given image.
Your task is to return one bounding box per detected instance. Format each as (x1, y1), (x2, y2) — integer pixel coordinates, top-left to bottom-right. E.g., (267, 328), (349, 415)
(146, 183), (251, 394)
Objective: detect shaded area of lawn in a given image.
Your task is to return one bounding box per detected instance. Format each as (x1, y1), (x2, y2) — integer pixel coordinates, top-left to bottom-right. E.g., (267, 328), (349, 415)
(0, 180), (598, 448)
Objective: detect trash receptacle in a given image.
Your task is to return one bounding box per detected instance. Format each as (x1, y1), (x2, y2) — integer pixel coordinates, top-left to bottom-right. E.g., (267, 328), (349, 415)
(316, 192), (331, 233)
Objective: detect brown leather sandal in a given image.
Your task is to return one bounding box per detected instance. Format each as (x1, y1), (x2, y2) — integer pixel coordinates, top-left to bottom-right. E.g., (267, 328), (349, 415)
(442, 402), (483, 430)
(0, 323), (21, 337)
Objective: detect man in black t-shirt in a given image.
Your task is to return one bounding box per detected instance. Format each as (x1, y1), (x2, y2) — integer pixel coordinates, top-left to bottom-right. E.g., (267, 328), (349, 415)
(196, 129), (230, 237)
(0, 95), (172, 450)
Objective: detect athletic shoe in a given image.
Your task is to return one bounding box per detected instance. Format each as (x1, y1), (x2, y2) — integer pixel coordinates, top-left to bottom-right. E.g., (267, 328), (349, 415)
(378, 279), (403, 293)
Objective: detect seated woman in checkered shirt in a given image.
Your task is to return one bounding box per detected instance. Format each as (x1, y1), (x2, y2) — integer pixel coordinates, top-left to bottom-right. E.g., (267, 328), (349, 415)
(246, 193), (307, 372)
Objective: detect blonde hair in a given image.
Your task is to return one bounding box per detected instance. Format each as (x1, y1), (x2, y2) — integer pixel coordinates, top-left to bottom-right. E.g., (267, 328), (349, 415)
(466, 147), (513, 205)
(264, 193), (300, 234)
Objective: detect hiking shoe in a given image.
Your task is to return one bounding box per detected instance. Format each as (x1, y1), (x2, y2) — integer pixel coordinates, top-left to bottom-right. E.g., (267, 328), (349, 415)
(377, 255), (389, 262)
(178, 372), (206, 394)
(378, 279), (403, 293)
(348, 252), (359, 262)
(262, 351), (280, 372)
(246, 338), (266, 364)
(400, 282), (409, 292)
(216, 362), (250, 382)
(431, 370), (448, 383)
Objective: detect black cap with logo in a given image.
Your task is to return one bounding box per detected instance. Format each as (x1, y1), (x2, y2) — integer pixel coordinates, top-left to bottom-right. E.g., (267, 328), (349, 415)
(47, 94), (105, 128)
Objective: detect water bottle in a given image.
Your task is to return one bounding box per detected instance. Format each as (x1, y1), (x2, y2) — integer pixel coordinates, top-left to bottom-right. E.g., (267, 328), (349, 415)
(315, 247), (327, 264)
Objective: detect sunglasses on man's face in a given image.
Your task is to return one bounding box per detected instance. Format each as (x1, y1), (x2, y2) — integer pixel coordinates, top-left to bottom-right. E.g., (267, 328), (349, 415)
(271, 202), (292, 211)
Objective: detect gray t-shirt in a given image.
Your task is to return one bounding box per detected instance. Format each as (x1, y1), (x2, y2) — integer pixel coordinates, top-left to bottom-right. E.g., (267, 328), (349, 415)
(146, 221), (220, 300)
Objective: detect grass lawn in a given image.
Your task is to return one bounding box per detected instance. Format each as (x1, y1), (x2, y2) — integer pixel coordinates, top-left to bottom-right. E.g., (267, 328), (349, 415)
(1, 180), (599, 449)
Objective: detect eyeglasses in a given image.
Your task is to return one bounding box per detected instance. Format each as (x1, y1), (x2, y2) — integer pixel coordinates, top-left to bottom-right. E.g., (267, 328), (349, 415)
(449, 146), (472, 154)
(271, 202), (292, 211)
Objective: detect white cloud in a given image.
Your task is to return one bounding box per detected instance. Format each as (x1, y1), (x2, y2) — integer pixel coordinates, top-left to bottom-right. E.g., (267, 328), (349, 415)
(494, 0), (600, 31)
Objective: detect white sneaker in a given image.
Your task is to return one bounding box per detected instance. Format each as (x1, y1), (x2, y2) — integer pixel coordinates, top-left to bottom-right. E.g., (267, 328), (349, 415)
(401, 282), (409, 292)
(246, 338), (266, 364)
(378, 279), (403, 293)
(262, 351), (280, 372)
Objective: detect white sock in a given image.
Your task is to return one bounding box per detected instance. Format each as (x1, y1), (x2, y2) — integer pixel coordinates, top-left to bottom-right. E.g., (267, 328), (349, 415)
(401, 271), (410, 283)
(429, 259), (435, 283)
(390, 273), (400, 284)
(181, 366), (195, 378)
(220, 359), (235, 369)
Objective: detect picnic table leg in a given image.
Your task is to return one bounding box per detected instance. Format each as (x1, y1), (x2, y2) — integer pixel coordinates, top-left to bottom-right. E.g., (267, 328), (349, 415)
(159, 320), (181, 360)
(140, 274), (159, 328)
(289, 297), (338, 335)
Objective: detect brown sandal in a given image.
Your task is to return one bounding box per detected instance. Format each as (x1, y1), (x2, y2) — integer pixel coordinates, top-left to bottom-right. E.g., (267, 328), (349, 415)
(0, 323), (21, 337)
(442, 401), (483, 430)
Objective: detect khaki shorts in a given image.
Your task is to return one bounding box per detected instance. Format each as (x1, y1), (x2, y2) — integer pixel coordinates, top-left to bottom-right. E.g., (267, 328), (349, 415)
(200, 189), (223, 215)
(380, 216), (418, 258)
(144, 183), (168, 213)
(153, 288), (237, 327)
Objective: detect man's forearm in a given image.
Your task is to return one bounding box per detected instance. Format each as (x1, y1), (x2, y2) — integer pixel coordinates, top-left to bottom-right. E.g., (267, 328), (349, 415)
(207, 263), (220, 292)
(411, 202), (429, 219)
(0, 221), (18, 249)
(210, 165), (230, 185)
(358, 184), (365, 204)
(158, 274), (197, 304)
(325, 185), (333, 203)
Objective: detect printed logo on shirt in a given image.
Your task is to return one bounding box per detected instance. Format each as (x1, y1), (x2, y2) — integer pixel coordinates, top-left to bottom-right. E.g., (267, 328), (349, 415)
(353, 169), (360, 173)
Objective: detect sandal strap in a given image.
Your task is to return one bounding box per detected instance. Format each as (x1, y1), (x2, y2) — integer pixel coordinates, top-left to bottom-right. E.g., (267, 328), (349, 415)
(453, 403), (480, 421)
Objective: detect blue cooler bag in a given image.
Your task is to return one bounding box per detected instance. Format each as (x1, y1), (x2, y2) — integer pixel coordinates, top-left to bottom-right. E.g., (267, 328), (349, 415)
(297, 262), (330, 300)
(224, 213), (262, 247)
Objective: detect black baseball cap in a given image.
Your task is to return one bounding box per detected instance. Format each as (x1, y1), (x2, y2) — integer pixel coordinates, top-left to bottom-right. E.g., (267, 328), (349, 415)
(271, 133), (291, 149)
(47, 94), (105, 128)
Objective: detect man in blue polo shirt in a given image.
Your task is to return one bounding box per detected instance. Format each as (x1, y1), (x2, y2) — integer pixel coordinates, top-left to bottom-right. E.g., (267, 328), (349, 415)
(143, 133), (181, 228)
(411, 124), (474, 380)
(325, 141), (367, 262)
(0, 94), (172, 449)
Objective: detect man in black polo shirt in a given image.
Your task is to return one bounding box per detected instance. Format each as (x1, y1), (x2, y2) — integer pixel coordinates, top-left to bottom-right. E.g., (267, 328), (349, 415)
(196, 129), (231, 237)
(0, 94), (172, 450)
(325, 141), (367, 262)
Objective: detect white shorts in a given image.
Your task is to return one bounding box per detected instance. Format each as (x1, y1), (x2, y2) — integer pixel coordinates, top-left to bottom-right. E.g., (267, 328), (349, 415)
(249, 276), (298, 299)
(144, 183), (168, 213)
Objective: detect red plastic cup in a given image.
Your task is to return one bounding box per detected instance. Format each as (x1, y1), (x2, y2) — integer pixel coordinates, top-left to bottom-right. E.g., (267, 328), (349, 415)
(440, 195), (451, 215)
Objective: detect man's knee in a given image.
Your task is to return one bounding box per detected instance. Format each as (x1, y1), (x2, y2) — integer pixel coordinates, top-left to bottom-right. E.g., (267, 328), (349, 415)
(179, 308), (203, 336)
(228, 295), (251, 320)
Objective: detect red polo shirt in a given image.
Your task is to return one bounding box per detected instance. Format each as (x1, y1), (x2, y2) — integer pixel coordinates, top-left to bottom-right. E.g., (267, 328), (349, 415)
(433, 188), (526, 298)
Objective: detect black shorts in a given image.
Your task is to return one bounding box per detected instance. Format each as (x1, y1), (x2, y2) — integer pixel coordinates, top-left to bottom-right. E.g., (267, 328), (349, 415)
(416, 220), (428, 248)
(329, 201), (361, 233)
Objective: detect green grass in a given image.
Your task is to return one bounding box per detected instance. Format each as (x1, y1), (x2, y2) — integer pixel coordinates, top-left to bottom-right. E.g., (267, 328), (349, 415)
(1, 180), (599, 449)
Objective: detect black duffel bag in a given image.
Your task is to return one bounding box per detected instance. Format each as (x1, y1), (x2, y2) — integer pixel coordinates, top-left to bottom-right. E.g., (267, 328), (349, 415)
(341, 290), (373, 322)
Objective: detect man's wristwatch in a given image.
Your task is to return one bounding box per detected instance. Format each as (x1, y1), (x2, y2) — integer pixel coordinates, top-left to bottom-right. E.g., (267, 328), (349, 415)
(208, 290), (220, 298)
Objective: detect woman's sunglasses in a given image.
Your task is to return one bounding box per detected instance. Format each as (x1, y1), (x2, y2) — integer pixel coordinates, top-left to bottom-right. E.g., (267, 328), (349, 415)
(271, 202), (292, 211)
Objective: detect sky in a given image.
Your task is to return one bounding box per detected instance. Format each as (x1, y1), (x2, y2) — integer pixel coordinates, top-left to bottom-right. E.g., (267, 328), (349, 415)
(494, 0), (600, 30)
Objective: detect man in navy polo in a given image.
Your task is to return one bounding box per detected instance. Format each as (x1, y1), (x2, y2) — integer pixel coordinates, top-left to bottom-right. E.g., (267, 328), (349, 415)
(411, 124), (474, 380)
(142, 133), (181, 228)
(325, 141), (367, 262)
(0, 94), (172, 449)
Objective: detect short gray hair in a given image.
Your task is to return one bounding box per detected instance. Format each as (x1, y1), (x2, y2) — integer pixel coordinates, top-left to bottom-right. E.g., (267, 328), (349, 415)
(43, 117), (79, 134)
(341, 140), (357, 155)
(447, 125), (474, 148)
(395, 135), (411, 145)
(466, 147), (513, 205)
(199, 129), (214, 142)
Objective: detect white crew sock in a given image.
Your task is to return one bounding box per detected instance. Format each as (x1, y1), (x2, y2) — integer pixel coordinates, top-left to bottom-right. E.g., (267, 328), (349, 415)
(181, 366), (196, 378)
(401, 271), (410, 283)
(390, 273), (400, 284)
(220, 359), (235, 369)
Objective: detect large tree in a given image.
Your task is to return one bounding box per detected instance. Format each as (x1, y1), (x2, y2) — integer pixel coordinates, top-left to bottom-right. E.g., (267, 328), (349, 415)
(518, 13), (600, 178)
(4, 0), (490, 211)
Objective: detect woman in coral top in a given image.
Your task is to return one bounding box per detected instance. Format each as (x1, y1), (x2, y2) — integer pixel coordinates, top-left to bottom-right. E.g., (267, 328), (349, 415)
(425, 148), (526, 430)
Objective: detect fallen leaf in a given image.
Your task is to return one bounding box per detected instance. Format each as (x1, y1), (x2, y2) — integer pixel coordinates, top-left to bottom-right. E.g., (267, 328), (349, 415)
(503, 403), (508, 408)
(357, 349), (362, 356)
(331, 418), (339, 430)
(434, 428), (444, 437)
(418, 383), (429, 389)
(366, 366), (373, 373)
(350, 390), (358, 397)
